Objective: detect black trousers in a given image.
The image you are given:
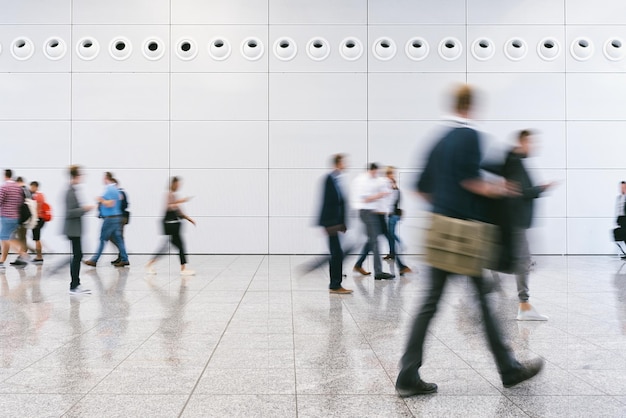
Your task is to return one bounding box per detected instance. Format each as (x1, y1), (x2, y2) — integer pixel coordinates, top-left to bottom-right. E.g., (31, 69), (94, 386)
(68, 236), (82, 289)
(328, 234), (343, 290)
(398, 267), (522, 384)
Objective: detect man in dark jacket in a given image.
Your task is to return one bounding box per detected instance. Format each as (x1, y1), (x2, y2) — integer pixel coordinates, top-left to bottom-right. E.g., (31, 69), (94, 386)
(499, 130), (553, 321)
(318, 154), (352, 294)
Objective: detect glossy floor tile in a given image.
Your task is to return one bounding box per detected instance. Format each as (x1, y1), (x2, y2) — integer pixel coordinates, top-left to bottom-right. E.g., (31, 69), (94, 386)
(1, 254), (626, 417)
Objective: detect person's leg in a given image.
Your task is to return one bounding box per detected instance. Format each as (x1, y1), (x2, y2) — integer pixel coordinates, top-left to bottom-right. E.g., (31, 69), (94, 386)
(170, 226), (187, 268)
(397, 267), (448, 387)
(354, 209), (371, 268)
(512, 228), (531, 303)
(89, 218), (114, 262)
(69, 236), (82, 289)
(111, 218), (129, 263)
(33, 220), (44, 260)
(470, 274), (522, 378)
(328, 234), (343, 289)
(387, 214), (398, 257)
(365, 211), (383, 275)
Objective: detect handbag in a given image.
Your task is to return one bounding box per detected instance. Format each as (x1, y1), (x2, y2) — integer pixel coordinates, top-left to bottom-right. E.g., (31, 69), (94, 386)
(424, 213), (496, 277)
(162, 209), (180, 235)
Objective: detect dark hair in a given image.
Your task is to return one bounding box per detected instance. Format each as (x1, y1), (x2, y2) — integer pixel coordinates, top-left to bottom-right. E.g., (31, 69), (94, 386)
(15, 177), (24, 183)
(518, 129), (533, 142)
(454, 84), (473, 113)
(369, 163), (379, 171)
(333, 154), (344, 168)
(105, 171), (115, 182)
(69, 165), (81, 179)
(30, 181), (39, 188)
(4, 169), (12, 178)
(170, 176), (180, 191)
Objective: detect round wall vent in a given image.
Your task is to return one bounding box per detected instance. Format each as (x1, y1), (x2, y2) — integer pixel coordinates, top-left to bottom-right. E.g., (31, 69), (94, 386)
(372, 37), (397, 61)
(176, 38), (198, 61)
(241, 37), (264, 61)
(537, 38), (560, 61)
(209, 37), (232, 61)
(570, 37), (593, 61)
(11, 37), (34, 61)
(142, 38), (165, 61)
(471, 38), (495, 61)
(307, 37), (330, 61)
(43, 37), (67, 60)
(405, 37), (429, 61)
(504, 38), (528, 61)
(109, 37), (132, 61)
(273, 37), (297, 61)
(76, 37), (100, 61)
(339, 37), (363, 61)
(604, 38), (625, 61)
(438, 37), (462, 61)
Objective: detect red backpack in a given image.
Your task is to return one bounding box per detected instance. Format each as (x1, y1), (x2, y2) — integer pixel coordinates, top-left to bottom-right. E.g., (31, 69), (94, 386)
(34, 193), (52, 222)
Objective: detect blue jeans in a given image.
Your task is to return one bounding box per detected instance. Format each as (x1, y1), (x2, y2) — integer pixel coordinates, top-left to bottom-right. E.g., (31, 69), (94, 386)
(355, 209), (382, 275)
(387, 214), (407, 269)
(90, 217), (128, 262)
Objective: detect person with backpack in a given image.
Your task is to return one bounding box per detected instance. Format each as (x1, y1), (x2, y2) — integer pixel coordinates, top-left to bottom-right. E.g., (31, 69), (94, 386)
(9, 176), (36, 266)
(29, 181), (51, 263)
(108, 178), (129, 265)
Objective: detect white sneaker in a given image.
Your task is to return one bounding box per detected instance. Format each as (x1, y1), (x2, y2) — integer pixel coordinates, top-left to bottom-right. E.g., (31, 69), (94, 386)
(145, 266), (157, 275)
(516, 306), (548, 321)
(69, 286), (92, 295)
(180, 269), (195, 276)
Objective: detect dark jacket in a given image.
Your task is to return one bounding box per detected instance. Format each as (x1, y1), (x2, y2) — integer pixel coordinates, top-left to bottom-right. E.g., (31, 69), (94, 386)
(64, 185), (87, 237)
(318, 171), (346, 228)
(501, 150), (544, 229)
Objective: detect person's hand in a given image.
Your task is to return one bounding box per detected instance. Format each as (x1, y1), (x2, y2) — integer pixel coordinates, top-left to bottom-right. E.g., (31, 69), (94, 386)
(83, 204), (96, 212)
(188, 217), (196, 226)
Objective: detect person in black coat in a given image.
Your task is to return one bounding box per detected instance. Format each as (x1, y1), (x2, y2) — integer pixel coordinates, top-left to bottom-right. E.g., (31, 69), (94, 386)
(497, 130), (554, 321)
(318, 154), (352, 294)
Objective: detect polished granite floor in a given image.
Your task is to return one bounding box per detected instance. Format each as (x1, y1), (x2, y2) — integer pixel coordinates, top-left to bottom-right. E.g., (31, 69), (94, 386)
(1, 254), (626, 417)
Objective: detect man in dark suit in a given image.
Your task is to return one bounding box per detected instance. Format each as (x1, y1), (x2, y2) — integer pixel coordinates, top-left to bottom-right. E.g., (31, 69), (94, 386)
(64, 165), (95, 295)
(318, 154), (352, 294)
(499, 130), (554, 321)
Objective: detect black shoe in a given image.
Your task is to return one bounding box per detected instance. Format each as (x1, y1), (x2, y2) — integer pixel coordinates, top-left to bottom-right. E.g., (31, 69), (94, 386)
(375, 272), (395, 280)
(10, 258), (27, 266)
(113, 260), (130, 267)
(383, 254), (395, 261)
(396, 378), (438, 397)
(110, 257), (121, 265)
(502, 358), (544, 388)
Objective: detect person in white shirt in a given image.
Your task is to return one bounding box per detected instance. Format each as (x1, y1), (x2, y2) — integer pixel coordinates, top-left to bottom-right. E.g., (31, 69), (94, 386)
(352, 163), (395, 280)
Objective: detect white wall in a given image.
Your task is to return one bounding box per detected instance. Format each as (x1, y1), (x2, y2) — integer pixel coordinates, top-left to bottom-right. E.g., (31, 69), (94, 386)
(0, 0), (623, 255)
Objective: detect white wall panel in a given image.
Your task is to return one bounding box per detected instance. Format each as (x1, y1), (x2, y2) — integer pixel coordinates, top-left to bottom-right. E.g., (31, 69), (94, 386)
(368, 26), (466, 73)
(567, 218), (616, 254)
(171, 121), (268, 169)
(0, 122), (70, 168)
(466, 26), (565, 73)
(528, 169), (567, 218)
(269, 218), (326, 254)
(171, 73), (268, 121)
(0, 1), (70, 24)
(369, 0), (465, 24)
(567, 122), (626, 169)
(170, 25), (268, 73)
(528, 218), (567, 255)
(72, 25), (170, 72)
(174, 169), (268, 217)
(567, 0), (626, 24)
(269, 73), (367, 120)
(468, 73), (566, 121)
(0, 74), (70, 120)
(0, 26), (71, 72)
(467, 0), (564, 25)
(269, 121), (366, 169)
(185, 217), (268, 253)
(567, 170), (625, 218)
(72, 73), (169, 120)
(72, 0), (169, 24)
(72, 122), (169, 169)
(172, 0), (268, 24)
(368, 73), (466, 120)
(567, 73), (626, 120)
(368, 121), (444, 170)
(270, 0), (366, 24)
(269, 169), (325, 217)
(269, 25), (367, 72)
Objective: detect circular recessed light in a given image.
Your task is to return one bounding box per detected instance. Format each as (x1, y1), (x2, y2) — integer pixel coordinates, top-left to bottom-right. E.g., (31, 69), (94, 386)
(570, 37), (593, 61)
(142, 37), (165, 61)
(109, 37), (132, 61)
(537, 38), (560, 61)
(504, 38), (528, 61)
(372, 37), (397, 61)
(11, 37), (34, 61)
(43, 37), (67, 60)
(471, 38), (495, 61)
(307, 37), (330, 61)
(208, 37), (232, 61)
(339, 37), (363, 61)
(273, 37), (297, 61)
(405, 37), (429, 61)
(241, 37), (264, 61)
(175, 38), (198, 61)
(604, 37), (625, 61)
(438, 37), (462, 61)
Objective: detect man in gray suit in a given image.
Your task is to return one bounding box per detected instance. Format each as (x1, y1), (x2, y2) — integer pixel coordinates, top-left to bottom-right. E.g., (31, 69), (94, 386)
(64, 165), (95, 295)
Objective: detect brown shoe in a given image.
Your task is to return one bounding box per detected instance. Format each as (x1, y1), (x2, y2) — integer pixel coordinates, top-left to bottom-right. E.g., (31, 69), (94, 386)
(353, 266), (371, 276)
(329, 287), (353, 294)
(83, 260), (96, 267)
(113, 260), (130, 267)
(400, 267), (413, 276)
